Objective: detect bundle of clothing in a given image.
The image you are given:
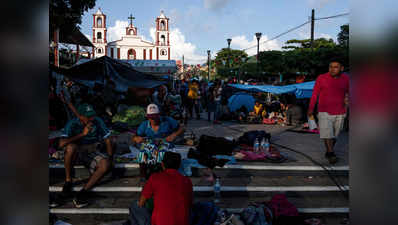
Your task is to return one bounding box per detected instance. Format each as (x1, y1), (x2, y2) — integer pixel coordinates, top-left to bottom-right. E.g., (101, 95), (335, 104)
(137, 139), (176, 165)
(187, 135), (237, 169)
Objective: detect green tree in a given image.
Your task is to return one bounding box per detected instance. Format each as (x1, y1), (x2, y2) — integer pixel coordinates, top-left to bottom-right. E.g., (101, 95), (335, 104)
(213, 48), (248, 78)
(50, 0), (97, 34)
(337, 24), (349, 48)
(282, 38), (336, 49)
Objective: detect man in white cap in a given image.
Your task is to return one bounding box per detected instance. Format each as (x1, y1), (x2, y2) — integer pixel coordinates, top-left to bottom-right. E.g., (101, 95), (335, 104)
(132, 104), (185, 182)
(133, 104), (185, 144)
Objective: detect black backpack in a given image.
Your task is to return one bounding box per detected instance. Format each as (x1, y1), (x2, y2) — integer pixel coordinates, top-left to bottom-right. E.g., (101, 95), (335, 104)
(238, 130), (271, 146)
(197, 135), (236, 156)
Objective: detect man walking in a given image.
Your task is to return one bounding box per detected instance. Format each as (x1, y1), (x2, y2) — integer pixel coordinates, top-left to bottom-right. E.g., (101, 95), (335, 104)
(308, 59), (349, 164)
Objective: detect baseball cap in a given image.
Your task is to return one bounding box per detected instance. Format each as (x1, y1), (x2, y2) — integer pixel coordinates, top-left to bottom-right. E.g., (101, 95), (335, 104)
(146, 104), (160, 117)
(77, 103), (96, 117)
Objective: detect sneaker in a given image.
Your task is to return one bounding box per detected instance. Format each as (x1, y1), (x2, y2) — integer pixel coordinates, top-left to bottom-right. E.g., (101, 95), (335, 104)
(62, 181), (73, 196)
(73, 191), (89, 208)
(325, 152), (338, 164)
(49, 194), (60, 208)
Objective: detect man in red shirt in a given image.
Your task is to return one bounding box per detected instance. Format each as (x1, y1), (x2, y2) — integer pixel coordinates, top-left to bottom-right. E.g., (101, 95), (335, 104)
(308, 60), (349, 164)
(139, 152), (193, 225)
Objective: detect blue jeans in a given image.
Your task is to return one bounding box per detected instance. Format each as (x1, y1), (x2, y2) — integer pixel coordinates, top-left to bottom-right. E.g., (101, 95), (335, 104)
(215, 101), (221, 120)
(125, 201), (151, 225)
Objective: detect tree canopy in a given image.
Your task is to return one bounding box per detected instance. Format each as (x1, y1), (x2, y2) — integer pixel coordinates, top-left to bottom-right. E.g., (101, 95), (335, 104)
(50, 0), (96, 34)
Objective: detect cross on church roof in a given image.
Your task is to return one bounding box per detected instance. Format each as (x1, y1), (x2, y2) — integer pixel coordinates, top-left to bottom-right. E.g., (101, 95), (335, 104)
(128, 14), (135, 26)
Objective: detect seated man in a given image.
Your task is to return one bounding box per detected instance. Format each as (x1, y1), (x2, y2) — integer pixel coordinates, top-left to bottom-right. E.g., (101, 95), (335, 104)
(248, 101), (266, 122)
(132, 104), (185, 181)
(136, 152), (193, 225)
(58, 103), (112, 208)
(133, 104), (185, 143)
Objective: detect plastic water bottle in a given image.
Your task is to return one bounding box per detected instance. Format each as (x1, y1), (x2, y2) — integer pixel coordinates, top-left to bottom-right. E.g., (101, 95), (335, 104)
(253, 138), (260, 153)
(264, 138), (270, 153)
(214, 177), (221, 203)
(260, 137), (266, 152)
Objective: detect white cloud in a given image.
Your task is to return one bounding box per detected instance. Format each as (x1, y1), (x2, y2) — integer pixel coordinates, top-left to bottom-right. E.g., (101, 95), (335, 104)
(108, 20), (129, 42)
(150, 27), (207, 64)
(230, 35), (281, 56)
(204, 0), (230, 10)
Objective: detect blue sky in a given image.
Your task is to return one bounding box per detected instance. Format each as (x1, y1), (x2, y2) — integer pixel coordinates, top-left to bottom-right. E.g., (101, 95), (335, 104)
(80, 0), (349, 64)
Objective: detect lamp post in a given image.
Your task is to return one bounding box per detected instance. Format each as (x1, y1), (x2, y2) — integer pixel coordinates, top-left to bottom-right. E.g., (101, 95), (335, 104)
(227, 38), (232, 77)
(207, 50), (211, 81)
(255, 32), (262, 76)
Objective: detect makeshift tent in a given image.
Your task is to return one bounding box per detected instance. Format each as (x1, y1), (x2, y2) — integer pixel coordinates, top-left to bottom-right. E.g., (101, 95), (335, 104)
(66, 56), (165, 91)
(228, 81), (315, 99)
(227, 92), (255, 112)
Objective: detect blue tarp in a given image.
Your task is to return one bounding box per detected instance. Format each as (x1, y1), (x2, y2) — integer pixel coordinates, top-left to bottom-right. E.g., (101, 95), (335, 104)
(228, 81), (315, 99)
(227, 92), (255, 112)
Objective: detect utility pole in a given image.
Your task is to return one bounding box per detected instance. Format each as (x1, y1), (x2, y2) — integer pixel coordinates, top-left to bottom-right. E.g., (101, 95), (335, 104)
(207, 50), (211, 81)
(311, 9), (315, 50)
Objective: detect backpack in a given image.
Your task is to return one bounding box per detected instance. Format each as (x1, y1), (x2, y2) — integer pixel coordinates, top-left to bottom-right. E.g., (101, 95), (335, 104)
(197, 135), (236, 156)
(267, 194), (299, 219)
(190, 202), (219, 225)
(238, 130), (271, 146)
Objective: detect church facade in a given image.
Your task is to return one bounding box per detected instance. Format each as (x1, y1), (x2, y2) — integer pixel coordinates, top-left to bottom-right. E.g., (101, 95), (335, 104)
(92, 8), (171, 60)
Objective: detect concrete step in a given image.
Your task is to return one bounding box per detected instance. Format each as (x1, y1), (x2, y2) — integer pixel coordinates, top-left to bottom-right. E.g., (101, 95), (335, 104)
(49, 162), (349, 178)
(50, 191), (348, 209)
(52, 212), (349, 225)
(50, 175), (349, 190)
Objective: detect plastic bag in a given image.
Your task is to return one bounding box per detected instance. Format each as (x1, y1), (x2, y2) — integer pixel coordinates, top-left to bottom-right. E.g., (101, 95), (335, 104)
(308, 115), (317, 130)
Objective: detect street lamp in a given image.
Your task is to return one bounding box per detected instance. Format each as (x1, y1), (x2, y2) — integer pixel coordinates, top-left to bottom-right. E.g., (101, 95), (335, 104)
(255, 32), (262, 76)
(207, 50), (211, 81)
(227, 38), (232, 76)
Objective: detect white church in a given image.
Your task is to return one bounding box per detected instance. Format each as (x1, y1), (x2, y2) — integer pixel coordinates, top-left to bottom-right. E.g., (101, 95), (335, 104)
(92, 8), (171, 61)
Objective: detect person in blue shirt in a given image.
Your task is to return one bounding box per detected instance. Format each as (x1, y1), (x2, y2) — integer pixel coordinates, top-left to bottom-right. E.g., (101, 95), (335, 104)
(57, 103), (113, 208)
(133, 104), (185, 144)
(132, 104), (185, 183)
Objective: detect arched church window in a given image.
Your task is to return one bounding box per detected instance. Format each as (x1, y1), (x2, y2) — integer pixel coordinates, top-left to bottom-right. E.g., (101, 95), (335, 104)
(160, 21), (165, 30)
(97, 48), (102, 53)
(161, 35), (166, 45)
(97, 18), (102, 27)
(128, 49), (136, 60)
(97, 32), (102, 39)
(161, 49), (167, 56)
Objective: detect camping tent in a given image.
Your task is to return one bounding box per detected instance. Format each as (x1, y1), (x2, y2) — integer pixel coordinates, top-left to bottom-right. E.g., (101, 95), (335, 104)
(228, 81), (315, 99)
(66, 56), (165, 91)
(227, 92), (255, 112)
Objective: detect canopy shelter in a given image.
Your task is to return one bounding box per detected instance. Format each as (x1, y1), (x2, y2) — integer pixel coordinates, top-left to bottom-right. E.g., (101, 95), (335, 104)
(227, 92), (255, 112)
(65, 56), (165, 91)
(228, 81), (315, 99)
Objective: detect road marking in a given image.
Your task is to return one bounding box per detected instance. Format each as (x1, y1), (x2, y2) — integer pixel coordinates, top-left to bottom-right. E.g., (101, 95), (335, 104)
(49, 185), (349, 192)
(49, 163), (349, 171)
(50, 207), (349, 214)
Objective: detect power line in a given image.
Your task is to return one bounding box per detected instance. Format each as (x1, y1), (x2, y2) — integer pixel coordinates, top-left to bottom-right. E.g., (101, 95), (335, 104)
(241, 12), (349, 52)
(242, 21), (310, 51)
(315, 13), (349, 20)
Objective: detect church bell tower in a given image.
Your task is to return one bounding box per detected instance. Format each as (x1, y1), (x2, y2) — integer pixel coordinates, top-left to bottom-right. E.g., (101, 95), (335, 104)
(92, 8), (107, 58)
(155, 10), (170, 60)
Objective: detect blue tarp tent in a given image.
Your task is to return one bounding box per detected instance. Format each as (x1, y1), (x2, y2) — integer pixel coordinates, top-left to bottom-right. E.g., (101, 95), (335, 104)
(227, 92), (255, 112)
(228, 81), (315, 99)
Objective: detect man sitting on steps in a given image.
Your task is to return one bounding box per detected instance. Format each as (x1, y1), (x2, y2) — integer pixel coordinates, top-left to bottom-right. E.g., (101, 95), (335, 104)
(58, 103), (113, 208)
(125, 152), (193, 225)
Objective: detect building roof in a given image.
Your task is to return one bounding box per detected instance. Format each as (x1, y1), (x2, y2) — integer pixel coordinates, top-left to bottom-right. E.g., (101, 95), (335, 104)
(51, 26), (94, 47)
(158, 10), (167, 19)
(94, 8), (104, 15)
